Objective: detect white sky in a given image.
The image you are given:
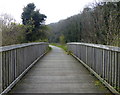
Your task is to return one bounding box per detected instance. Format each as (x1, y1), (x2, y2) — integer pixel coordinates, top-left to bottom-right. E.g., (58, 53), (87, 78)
(0, 0), (96, 24)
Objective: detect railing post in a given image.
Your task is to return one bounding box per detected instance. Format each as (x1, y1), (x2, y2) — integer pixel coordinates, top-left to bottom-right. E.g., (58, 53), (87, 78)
(0, 51), (2, 93)
(0, 28), (2, 47)
(0, 28), (2, 93)
(117, 53), (119, 90)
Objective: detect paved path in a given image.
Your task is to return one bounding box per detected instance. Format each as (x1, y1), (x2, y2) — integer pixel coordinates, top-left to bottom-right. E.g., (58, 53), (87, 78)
(10, 46), (110, 93)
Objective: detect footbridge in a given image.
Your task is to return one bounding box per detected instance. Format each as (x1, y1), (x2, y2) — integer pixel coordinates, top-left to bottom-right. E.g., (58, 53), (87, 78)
(0, 42), (119, 94)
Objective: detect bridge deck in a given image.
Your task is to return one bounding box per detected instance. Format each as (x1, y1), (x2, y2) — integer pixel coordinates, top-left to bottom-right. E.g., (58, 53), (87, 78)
(9, 46), (111, 93)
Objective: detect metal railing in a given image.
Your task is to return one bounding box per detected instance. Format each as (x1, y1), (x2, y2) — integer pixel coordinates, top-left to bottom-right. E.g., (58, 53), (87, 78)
(0, 42), (48, 94)
(67, 42), (120, 94)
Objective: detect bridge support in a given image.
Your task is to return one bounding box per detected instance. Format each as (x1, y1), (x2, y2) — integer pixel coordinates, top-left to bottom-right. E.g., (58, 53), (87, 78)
(0, 42), (48, 95)
(67, 42), (120, 94)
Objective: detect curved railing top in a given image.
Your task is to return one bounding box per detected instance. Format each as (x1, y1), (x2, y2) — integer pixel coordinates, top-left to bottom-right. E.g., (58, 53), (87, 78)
(0, 42), (48, 52)
(67, 42), (120, 52)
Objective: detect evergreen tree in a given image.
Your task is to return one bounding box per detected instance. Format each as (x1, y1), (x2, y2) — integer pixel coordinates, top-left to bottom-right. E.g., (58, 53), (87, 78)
(21, 3), (47, 42)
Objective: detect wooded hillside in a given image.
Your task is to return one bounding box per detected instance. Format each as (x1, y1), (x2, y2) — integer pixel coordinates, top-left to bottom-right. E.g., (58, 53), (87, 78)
(48, 2), (120, 47)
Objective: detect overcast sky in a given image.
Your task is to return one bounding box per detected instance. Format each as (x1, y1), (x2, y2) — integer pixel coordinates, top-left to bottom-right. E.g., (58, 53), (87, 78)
(0, 0), (97, 24)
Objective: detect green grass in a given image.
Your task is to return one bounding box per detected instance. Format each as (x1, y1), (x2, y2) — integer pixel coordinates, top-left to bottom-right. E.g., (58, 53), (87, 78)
(50, 43), (67, 52)
(48, 46), (52, 51)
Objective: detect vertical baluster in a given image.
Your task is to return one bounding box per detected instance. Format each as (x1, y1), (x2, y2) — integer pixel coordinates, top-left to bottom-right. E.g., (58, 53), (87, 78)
(0, 52), (2, 93)
(8, 50), (11, 85)
(117, 52), (120, 93)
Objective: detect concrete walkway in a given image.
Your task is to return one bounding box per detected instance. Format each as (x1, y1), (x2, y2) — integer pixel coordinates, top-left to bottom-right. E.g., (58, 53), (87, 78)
(10, 46), (110, 93)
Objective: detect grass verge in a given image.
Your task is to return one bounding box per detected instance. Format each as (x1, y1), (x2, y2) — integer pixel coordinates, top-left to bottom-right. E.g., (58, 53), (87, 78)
(47, 46), (52, 51)
(50, 43), (67, 52)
